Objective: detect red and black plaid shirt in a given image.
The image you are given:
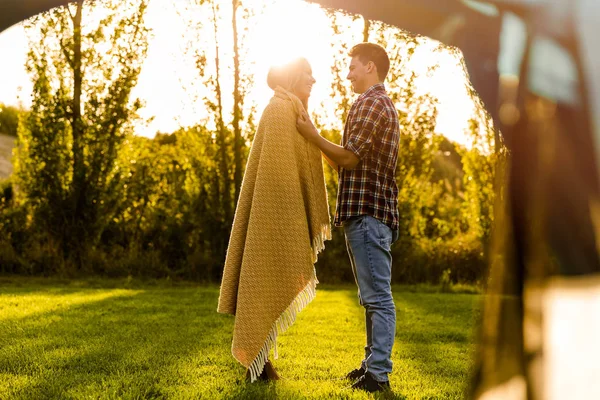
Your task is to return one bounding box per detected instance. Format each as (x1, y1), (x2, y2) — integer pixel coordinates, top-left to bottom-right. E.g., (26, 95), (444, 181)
(335, 83), (400, 230)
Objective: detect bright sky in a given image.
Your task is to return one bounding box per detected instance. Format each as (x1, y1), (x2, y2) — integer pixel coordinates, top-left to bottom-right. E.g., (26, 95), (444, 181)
(0, 0), (475, 146)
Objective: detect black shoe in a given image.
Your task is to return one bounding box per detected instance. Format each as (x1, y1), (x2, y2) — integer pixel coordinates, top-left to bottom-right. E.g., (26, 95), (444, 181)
(345, 366), (365, 381)
(351, 372), (391, 393)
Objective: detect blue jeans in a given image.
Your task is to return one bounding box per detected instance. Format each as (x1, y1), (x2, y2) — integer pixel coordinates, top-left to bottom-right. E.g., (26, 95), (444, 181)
(343, 215), (398, 382)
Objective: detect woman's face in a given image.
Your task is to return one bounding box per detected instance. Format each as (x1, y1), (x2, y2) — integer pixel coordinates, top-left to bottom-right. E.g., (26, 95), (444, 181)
(293, 63), (316, 103)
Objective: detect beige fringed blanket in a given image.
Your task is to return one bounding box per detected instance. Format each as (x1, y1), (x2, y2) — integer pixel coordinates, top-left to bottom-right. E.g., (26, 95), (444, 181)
(217, 86), (331, 381)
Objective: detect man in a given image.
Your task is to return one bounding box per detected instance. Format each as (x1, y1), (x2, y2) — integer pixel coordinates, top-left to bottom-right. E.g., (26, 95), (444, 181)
(296, 42), (400, 393)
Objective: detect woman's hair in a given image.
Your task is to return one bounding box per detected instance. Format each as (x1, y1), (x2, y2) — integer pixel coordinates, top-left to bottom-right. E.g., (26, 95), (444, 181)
(267, 57), (310, 93)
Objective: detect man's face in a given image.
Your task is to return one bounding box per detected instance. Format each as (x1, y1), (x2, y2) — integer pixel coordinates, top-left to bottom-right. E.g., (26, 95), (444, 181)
(346, 56), (369, 94)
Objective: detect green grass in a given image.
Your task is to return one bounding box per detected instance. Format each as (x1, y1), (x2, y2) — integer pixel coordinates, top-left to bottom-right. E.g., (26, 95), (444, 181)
(0, 277), (480, 399)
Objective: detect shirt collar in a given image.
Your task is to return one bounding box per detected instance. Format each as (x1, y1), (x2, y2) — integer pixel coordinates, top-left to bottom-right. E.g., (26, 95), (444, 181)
(358, 83), (386, 100)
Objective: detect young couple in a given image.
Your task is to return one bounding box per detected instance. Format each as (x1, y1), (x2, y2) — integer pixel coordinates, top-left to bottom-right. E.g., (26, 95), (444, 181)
(218, 42), (400, 394)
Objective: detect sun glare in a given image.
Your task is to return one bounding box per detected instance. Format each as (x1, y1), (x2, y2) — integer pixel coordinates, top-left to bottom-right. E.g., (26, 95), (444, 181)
(0, 0), (478, 146)
(250, 1), (330, 68)
(248, 0), (334, 111)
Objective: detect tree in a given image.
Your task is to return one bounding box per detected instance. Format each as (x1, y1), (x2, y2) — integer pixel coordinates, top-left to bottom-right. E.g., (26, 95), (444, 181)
(174, 0), (259, 270)
(461, 118), (499, 243)
(321, 9), (363, 125)
(14, 0), (150, 266)
(0, 103), (22, 137)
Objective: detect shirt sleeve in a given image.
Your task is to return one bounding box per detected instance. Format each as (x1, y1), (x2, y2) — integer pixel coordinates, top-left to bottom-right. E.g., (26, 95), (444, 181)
(344, 97), (387, 160)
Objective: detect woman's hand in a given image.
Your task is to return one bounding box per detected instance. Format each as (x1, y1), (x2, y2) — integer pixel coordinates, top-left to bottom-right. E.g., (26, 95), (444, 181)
(296, 110), (319, 143)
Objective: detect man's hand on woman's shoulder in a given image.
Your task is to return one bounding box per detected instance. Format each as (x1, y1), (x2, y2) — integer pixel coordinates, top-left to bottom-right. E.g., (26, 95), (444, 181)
(296, 110), (319, 143)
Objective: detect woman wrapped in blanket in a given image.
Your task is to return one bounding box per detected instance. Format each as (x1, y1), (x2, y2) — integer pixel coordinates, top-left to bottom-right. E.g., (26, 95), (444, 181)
(217, 58), (331, 382)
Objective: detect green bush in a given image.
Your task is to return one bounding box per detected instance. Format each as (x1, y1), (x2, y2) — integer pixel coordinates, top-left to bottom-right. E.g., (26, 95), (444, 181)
(0, 178), (13, 208)
(391, 236), (485, 284)
(314, 229), (354, 284)
(0, 241), (23, 274)
(0, 123), (497, 285)
(24, 236), (71, 276)
(0, 103), (21, 137)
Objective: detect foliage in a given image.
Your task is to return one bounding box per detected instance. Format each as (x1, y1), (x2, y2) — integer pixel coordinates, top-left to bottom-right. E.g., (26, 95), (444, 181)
(0, 4), (502, 285)
(0, 103), (23, 137)
(174, 0), (259, 229)
(12, 0), (149, 266)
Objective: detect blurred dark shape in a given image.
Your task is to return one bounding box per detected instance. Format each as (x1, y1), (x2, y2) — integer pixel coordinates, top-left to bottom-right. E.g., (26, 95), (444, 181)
(311, 0), (600, 399)
(0, 0), (72, 31)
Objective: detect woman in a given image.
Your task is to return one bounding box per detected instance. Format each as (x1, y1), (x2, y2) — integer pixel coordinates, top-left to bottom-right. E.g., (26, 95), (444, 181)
(217, 58), (331, 382)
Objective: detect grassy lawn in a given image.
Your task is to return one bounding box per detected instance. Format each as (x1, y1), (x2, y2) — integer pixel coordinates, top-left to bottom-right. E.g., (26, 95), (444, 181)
(0, 277), (480, 399)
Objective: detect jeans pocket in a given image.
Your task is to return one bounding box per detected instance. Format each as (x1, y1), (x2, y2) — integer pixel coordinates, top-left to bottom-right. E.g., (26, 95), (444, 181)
(373, 218), (392, 249)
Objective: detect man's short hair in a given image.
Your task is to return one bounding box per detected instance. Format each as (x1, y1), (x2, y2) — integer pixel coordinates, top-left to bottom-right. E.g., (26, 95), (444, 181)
(349, 42), (390, 81)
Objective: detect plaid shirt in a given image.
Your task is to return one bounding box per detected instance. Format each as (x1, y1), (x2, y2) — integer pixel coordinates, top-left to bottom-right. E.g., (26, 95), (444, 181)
(335, 83), (400, 230)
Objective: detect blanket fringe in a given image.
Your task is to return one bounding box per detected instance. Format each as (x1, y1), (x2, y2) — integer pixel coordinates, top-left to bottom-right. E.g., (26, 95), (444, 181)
(247, 274), (317, 382)
(247, 224), (330, 382)
(311, 223), (332, 264)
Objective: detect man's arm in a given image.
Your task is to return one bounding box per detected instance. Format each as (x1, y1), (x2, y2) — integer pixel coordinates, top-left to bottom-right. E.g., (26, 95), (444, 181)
(313, 134), (360, 170)
(322, 153), (338, 171)
(296, 111), (360, 170)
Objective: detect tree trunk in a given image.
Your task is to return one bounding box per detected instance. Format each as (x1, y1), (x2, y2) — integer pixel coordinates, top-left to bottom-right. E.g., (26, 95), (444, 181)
(72, 1), (83, 197)
(363, 16), (370, 42)
(211, 1), (232, 223)
(232, 0), (243, 208)
(69, 0), (85, 264)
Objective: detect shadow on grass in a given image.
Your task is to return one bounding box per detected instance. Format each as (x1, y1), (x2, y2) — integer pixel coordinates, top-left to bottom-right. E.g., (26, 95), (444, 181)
(220, 285), (409, 399)
(340, 289), (479, 399)
(0, 286), (245, 399)
(393, 291), (480, 398)
(1, 282), (475, 399)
